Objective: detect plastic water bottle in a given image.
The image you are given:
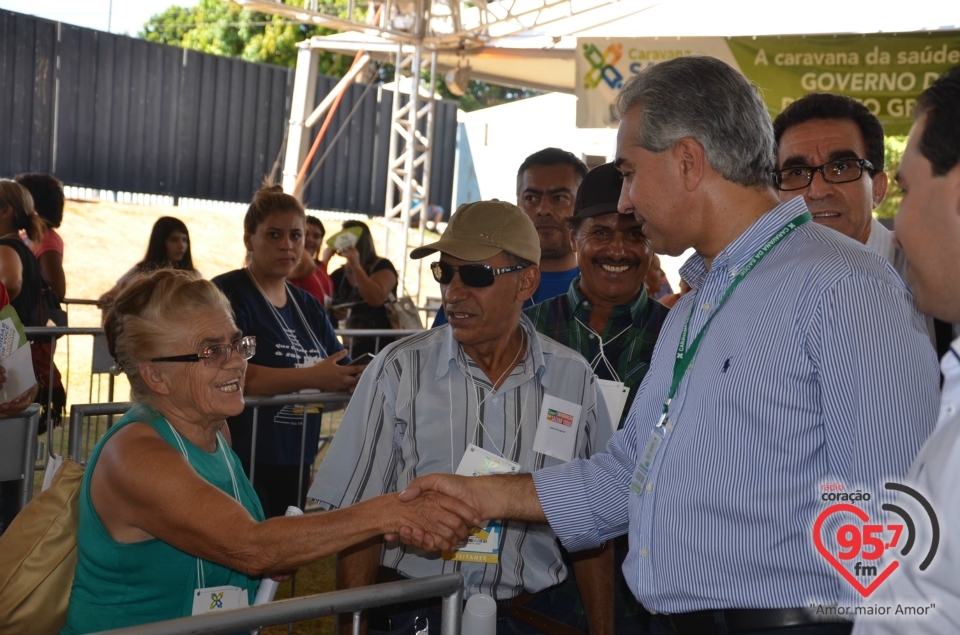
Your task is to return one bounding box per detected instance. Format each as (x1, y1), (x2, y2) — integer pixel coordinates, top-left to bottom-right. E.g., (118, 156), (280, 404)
(253, 506), (304, 605)
(461, 593), (496, 635)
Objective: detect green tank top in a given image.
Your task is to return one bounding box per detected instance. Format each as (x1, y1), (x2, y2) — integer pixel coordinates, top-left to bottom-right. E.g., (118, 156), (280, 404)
(62, 405), (264, 634)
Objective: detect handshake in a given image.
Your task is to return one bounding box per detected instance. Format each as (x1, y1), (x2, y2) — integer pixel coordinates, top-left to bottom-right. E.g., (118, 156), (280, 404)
(379, 472), (544, 551)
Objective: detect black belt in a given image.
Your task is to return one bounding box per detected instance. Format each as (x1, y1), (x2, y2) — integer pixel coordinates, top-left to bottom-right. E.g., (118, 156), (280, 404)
(654, 607), (850, 635)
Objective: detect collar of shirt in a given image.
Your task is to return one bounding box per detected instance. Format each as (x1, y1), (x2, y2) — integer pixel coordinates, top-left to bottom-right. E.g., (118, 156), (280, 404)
(436, 314), (547, 386)
(566, 276), (650, 330)
(679, 196), (810, 290)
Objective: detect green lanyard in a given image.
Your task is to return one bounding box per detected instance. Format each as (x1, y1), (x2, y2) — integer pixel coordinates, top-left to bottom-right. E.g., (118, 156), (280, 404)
(656, 212), (811, 428)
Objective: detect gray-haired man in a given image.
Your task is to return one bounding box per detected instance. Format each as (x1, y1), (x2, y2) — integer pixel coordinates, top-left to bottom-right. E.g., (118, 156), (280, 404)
(397, 56), (939, 635)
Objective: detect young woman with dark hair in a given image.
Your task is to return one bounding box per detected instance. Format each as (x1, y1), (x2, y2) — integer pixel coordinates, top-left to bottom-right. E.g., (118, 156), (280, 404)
(99, 216), (196, 305)
(288, 216), (334, 304)
(15, 173), (66, 298)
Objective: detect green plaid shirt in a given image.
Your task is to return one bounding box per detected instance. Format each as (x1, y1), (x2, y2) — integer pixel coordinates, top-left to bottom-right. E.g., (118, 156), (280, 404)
(525, 276), (669, 430)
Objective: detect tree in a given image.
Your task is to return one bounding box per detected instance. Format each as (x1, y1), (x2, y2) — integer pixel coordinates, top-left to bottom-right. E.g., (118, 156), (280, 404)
(139, 0), (350, 74)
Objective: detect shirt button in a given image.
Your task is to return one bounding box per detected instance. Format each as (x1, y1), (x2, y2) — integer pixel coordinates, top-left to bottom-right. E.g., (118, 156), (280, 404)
(666, 420), (674, 431)
(492, 396), (499, 403)
(947, 405), (956, 416)
(640, 548), (649, 558)
(646, 483), (654, 493)
(730, 268), (738, 277)
(701, 302), (711, 311)
(588, 334), (595, 339)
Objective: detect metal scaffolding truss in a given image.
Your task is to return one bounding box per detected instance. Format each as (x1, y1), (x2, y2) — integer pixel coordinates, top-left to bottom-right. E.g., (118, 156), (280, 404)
(230, 1), (622, 49)
(234, 0), (619, 299)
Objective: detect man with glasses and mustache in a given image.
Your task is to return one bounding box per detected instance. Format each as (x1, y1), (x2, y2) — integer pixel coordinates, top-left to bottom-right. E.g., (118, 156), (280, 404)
(526, 162), (670, 633)
(773, 93), (954, 356)
(310, 200), (614, 635)
(432, 148), (586, 327)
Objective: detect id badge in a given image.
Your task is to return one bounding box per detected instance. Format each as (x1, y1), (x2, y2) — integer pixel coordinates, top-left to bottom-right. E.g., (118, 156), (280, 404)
(442, 444), (519, 563)
(596, 379), (629, 433)
(531, 395), (583, 462)
(294, 356), (323, 414)
(191, 585), (247, 616)
(630, 425), (665, 496)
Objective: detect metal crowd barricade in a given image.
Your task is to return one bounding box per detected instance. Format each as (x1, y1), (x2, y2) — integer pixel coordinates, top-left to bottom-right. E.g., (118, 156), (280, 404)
(337, 328), (423, 356)
(62, 393), (352, 507)
(95, 572), (464, 635)
(0, 404), (41, 511)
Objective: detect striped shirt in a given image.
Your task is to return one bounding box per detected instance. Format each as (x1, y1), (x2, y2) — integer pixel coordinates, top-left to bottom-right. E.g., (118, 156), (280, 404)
(525, 279), (670, 429)
(310, 315), (613, 599)
(532, 197), (941, 613)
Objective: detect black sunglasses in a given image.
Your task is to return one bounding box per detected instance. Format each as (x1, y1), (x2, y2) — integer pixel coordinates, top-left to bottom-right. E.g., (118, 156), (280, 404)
(152, 336), (257, 367)
(430, 261), (529, 288)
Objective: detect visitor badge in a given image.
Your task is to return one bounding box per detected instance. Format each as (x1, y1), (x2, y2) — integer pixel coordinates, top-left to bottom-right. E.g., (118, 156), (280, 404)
(596, 379), (629, 433)
(191, 584), (247, 616)
(630, 426), (665, 496)
(454, 443), (521, 477)
(532, 395), (582, 462)
(442, 444), (519, 564)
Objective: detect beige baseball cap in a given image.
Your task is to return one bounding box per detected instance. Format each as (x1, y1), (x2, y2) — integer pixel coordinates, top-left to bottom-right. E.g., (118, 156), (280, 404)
(410, 200), (541, 265)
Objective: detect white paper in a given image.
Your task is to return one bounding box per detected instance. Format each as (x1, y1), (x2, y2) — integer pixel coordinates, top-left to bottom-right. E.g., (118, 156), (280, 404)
(1, 342), (36, 402)
(532, 395), (583, 462)
(597, 379), (630, 433)
(0, 317), (19, 358)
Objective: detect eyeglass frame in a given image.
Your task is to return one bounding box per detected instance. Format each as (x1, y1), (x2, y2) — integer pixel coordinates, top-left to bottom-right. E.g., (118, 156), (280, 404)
(772, 158), (877, 192)
(430, 260), (530, 288)
(151, 335), (257, 366)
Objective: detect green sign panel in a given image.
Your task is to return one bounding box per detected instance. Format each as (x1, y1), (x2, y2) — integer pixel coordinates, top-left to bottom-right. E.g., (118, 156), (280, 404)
(576, 33), (960, 134)
(727, 33), (960, 135)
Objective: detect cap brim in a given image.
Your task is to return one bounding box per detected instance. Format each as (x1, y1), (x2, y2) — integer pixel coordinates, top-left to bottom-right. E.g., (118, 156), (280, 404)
(576, 202), (619, 218)
(409, 236), (503, 261)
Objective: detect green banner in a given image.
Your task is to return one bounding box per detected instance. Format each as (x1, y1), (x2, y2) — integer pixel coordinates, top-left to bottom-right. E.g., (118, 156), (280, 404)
(575, 34), (960, 134)
(727, 33), (960, 135)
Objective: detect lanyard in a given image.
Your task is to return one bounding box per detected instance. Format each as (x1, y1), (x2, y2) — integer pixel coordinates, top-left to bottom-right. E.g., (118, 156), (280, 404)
(574, 316), (632, 383)
(657, 212), (811, 427)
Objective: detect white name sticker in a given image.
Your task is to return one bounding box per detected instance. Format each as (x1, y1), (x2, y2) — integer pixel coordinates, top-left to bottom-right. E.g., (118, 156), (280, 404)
(532, 395), (583, 462)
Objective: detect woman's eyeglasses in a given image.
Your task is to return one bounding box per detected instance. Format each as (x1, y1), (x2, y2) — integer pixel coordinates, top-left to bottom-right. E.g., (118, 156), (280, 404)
(151, 336), (257, 367)
(430, 261), (529, 288)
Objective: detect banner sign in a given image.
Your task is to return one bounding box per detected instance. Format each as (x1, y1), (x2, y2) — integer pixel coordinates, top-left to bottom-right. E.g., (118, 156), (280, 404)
(576, 33), (960, 135)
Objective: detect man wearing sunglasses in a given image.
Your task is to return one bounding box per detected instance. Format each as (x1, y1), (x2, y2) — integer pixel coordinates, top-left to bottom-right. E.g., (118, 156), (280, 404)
(773, 93), (953, 356)
(310, 200), (614, 635)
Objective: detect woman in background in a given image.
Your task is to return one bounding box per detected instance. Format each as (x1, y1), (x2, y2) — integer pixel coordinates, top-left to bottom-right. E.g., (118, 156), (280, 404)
(213, 186), (364, 517)
(328, 221), (398, 358)
(16, 173), (66, 298)
(288, 216), (333, 305)
(100, 216), (196, 304)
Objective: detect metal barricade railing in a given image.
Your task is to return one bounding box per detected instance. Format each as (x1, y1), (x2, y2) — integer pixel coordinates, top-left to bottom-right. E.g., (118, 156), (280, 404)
(96, 572), (464, 635)
(0, 404), (41, 512)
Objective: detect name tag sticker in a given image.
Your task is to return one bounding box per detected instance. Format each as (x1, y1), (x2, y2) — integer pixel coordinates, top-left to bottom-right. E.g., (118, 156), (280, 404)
(191, 585), (247, 616)
(532, 396), (583, 462)
(631, 426), (665, 495)
(596, 379), (629, 433)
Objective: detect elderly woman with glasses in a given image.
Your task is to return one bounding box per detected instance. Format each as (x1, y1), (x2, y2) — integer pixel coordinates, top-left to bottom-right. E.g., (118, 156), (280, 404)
(61, 269), (477, 635)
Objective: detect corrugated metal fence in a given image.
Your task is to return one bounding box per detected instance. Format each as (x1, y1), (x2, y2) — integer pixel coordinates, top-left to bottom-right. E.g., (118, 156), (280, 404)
(0, 9), (457, 215)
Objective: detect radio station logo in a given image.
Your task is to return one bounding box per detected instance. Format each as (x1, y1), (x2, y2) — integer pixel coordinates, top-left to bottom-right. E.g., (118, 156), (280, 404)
(546, 409), (574, 427)
(813, 482), (939, 598)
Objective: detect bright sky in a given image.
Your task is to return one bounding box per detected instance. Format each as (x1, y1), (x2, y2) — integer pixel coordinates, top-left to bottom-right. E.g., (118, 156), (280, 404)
(0, 0), (199, 36)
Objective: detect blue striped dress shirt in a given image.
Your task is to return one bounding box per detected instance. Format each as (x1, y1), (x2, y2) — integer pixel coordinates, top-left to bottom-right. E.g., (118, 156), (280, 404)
(532, 197), (941, 613)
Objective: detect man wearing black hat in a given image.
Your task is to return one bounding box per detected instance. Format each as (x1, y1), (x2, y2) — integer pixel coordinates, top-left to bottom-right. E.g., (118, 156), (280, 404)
(527, 162), (670, 634)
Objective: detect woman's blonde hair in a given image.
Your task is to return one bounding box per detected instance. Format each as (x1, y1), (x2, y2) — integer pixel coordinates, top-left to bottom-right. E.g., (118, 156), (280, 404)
(0, 179), (45, 243)
(102, 269), (234, 401)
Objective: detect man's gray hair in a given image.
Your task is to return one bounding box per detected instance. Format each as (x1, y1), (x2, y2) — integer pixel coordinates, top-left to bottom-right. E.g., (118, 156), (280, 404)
(614, 56), (775, 187)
